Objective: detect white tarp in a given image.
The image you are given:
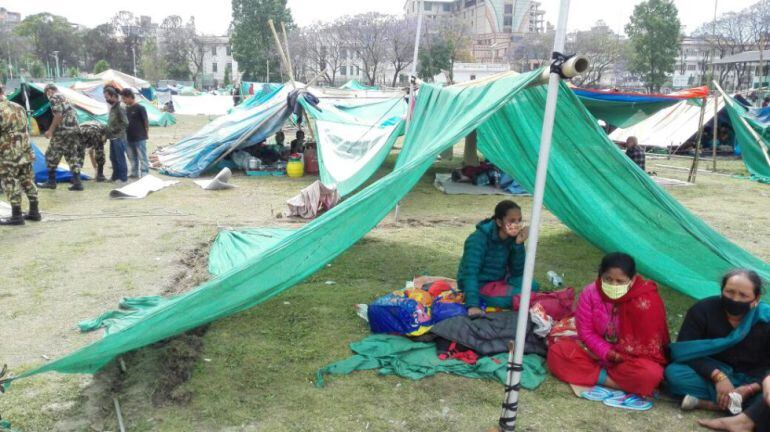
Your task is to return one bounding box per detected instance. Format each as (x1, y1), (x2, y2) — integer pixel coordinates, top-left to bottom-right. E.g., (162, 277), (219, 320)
(172, 95), (234, 116)
(91, 69), (151, 90)
(194, 168), (237, 190)
(610, 98), (725, 149)
(0, 201), (10, 218)
(109, 175), (179, 199)
(36, 83), (109, 116)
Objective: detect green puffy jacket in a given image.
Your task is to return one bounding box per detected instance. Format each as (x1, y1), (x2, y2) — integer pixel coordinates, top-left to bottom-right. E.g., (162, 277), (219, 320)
(456, 219), (537, 308)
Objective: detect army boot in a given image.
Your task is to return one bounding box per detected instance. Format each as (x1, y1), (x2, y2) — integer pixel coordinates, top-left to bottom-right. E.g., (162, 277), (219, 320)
(96, 164), (106, 182)
(37, 169), (57, 189)
(0, 205), (24, 226)
(68, 172), (84, 191)
(24, 199), (42, 222)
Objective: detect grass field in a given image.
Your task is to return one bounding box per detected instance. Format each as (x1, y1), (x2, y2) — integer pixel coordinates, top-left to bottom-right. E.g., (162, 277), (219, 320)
(1, 116), (769, 431)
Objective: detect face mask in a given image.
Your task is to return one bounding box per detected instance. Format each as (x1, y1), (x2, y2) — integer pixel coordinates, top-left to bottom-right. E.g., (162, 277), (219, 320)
(721, 295), (753, 317)
(602, 280), (632, 300)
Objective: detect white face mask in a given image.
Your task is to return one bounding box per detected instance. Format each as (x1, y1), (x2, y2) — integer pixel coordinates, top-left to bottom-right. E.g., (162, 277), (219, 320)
(602, 280), (632, 300)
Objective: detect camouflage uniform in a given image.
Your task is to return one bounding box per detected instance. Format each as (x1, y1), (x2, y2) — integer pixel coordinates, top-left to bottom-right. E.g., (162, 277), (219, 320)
(0, 98), (37, 207)
(46, 93), (82, 175)
(80, 122), (107, 167)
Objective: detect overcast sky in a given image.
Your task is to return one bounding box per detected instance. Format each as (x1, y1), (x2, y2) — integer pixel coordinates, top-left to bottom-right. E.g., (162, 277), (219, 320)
(0, 0), (760, 35)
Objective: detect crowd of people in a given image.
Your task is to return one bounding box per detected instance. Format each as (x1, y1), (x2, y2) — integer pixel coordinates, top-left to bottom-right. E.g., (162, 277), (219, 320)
(458, 200), (769, 431)
(0, 83), (149, 226)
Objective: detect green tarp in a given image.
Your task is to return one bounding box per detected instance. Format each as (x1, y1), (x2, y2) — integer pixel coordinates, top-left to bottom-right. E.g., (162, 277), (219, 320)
(208, 228), (295, 276)
(340, 80), (380, 91)
(315, 334), (547, 389)
(8, 70), (770, 384)
(722, 95), (770, 183)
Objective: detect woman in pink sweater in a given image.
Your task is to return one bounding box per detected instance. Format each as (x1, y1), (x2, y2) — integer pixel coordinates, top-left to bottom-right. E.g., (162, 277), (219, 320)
(547, 253), (670, 403)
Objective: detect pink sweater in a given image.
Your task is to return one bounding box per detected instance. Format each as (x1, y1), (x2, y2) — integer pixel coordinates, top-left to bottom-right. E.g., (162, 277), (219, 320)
(575, 282), (618, 362)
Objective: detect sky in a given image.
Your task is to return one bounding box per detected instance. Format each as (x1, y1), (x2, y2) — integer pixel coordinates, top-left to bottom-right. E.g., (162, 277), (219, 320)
(0, 0), (760, 35)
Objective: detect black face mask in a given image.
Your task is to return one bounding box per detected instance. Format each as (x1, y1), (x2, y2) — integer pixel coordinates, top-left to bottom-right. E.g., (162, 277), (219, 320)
(721, 295), (753, 317)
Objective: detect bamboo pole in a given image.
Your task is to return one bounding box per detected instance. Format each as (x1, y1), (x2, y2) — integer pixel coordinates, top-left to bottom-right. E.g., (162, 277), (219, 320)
(688, 97), (708, 183)
(268, 19), (295, 89)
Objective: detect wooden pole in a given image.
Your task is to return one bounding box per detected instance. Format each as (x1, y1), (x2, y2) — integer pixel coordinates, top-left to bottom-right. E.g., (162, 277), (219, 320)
(268, 19), (295, 89)
(712, 91), (719, 171)
(280, 22), (296, 83)
(688, 97), (708, 183)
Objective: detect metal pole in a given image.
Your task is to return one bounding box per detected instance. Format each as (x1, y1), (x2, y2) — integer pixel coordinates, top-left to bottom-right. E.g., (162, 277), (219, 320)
(711, 0), (719, 171)
(498, 0), (571, 431)
(132, 45), (137, 77)
(267, 59), (270, 83)
(53, 51), (60, 79)
(396, 0), (425, 224)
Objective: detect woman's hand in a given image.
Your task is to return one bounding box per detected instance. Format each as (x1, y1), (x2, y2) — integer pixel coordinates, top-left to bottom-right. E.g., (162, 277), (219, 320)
(715, 378), (736, 410)
(515, 226), (529, 244)
(467, 307), (484, 317)
(503, 223), (521, 238)
(763, 375), (770, 407)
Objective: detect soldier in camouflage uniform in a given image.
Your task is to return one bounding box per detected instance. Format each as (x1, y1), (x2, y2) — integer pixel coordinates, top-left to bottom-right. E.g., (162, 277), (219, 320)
(37, 83), (84, 191)
(80, 122), (108, 182)
(0, 83), (41, 226)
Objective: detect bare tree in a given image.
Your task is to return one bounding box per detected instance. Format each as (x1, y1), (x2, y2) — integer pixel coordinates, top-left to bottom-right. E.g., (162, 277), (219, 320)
(339, 13), (390, 86)
(507, 32), (554, 73)
(385, 17), (416, 87)
(566, 21), (626, 87)
(748, 0), (770, 88)
(435, 17), (473, 83)
(694, 10), (755, 90)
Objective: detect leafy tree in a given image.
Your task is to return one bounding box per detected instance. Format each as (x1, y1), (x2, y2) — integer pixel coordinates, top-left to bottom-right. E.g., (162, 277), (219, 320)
(111, 11), (152, 74)
(160, 15), (194, 80)
(66, 66), (79, 78)
(231, 0), (294, 81)
(140, 39), (166, 83)
(14, 13), (81, 71)
(224, 64), (232, 87)
(28, 60), (45, 78)
(82, 24), (123, 73)
(93, 60), (110, 74)
(625, 0), (681, 92)
(418, 36), (451, 81)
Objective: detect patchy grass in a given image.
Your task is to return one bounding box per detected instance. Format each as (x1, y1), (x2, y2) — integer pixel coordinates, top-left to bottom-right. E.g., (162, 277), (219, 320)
(1, 120), (769, 431)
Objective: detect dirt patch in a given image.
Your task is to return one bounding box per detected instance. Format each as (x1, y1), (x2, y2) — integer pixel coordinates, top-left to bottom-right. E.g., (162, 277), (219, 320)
(151, 326), (208, 406)
(165, 240), (214, 296)
(379, 217), (471, 229)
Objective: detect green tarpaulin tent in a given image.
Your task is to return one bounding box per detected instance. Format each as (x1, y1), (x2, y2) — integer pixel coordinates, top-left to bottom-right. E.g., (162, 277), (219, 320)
(721, 93), (770, 183)
(6, 69), (769, 385)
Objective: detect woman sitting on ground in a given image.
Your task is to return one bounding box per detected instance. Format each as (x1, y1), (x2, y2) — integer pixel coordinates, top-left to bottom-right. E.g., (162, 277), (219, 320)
(456, 200), (535, 317)
(698, 375), (770, 432)
(547, 253), (670, 403)
(665, 269), (770, 429)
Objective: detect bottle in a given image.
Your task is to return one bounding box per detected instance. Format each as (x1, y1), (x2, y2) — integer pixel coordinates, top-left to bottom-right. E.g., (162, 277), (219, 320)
(547, 271), (564, 288)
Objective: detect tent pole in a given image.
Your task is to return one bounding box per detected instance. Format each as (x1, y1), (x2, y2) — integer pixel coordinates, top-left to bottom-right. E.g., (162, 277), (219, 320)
(280, 22), (296, 84)
(268, 20), (295, 90)
(688, 97), (708, 183)
(498, 1), (571, 431)
(712, 87), (718, 171)
(396, 0), (425, 224)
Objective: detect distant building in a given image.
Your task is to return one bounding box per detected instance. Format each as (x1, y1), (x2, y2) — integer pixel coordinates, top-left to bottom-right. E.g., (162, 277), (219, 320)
(196, 35), (239, 88)
(434, 62), (511, 84)
(673, 37), (712, 89)
(405, 0), (548, 62)
(0, 7), (21, 29)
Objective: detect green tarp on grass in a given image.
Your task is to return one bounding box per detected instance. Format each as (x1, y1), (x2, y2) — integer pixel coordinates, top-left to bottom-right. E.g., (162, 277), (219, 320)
(8, 70), (770, 385)
(315, 334), (547, 389)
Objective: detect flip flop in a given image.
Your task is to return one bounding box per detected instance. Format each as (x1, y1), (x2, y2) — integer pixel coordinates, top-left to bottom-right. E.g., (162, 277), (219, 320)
(602, 393), (653, 411)
(580, 386), (625, 401)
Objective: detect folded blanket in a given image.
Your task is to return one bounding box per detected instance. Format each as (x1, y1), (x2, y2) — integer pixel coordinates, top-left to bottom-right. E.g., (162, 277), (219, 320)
(316, 334), (547, 389)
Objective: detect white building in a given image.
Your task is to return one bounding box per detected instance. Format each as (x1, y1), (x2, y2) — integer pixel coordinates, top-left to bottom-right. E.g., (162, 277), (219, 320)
(434, 62), (511, 84)
(0, 7), (21, 29)
(196, 35), (239, 88)
(673, 37), (712, 89)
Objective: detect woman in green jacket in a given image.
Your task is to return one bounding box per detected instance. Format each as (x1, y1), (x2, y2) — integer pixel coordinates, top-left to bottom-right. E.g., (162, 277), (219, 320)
(457, 200), (536, 317)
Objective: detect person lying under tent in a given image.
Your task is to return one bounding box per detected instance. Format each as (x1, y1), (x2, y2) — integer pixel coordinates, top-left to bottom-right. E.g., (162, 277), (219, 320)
(547, 253), (670, 411)
(666, 269), (770, 424)
(698, 375), (770, 432)
(456, 200), (536, 318)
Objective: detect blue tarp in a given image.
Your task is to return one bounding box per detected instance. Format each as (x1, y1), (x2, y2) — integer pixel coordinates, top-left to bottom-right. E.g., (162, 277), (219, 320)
(32, 143), (89, 182)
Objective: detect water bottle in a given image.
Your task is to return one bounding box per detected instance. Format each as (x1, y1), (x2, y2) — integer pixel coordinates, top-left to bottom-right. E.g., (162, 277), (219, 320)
(547, 270), (564, 288)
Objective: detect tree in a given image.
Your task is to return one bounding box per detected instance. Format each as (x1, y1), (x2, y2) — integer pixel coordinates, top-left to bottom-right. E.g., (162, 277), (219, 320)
(340, 13), (390, 86)
(625, 0), (681, 92)
(418, 35), (451, 81)
(694, 11), (753, 89)
(140, 39), (166, 83)
(508, 32), (554, 72)
(566, 21), (627, 87)
(14, 13), (81, 73)
(159, 15), (194, 80)
(94, 60), (110, 74)
(224, 64), (232, 86)
(66, 66), (79, 77)
(82, 24), (123, 73)
(434, 17), (473, 83)
(748, 0), (770, 88)
(111, 11), (152, 74)
(299, 22), (347, 86)
(385, 17), (416, 87)
(231, 0), (294, 81)
(28, 60), (45, 78)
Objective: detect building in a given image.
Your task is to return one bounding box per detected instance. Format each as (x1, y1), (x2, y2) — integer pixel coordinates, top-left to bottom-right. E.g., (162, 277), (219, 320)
(673, 37), (712, 89)
(404, 0), (547, 62)
(433, 62), (511, 84)
(196, 35), (239, 88)
(0, 6), (21, 28)
(712, 49), (770, 91)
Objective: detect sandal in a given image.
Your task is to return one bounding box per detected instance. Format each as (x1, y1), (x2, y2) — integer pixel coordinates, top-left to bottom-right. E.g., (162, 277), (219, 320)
(602, 393), (653, 411)
(580, 386), (625, 401)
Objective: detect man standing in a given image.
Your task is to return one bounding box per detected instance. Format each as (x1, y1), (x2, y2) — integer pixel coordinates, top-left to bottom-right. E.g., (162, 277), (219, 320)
(0, 83), (41, 225)
(625, 136), (645, 171)
(104, 86), (128, 183)
(121, 89), (149, 178)
(38, 84), (83, 191)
